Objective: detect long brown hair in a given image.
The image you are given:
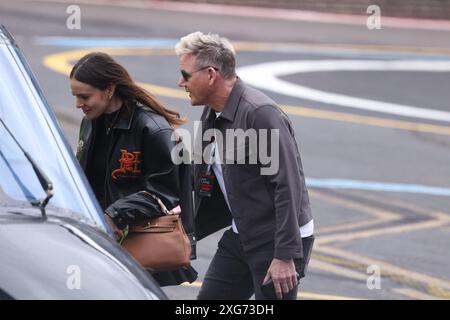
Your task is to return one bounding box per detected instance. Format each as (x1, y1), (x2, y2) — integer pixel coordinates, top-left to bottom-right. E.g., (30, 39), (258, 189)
(70, 52), (185, 126)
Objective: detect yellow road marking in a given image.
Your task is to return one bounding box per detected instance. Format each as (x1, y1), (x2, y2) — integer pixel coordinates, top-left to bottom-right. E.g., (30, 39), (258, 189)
(139, 82), (188, 100)
(317, 218), (449, 245)
(299, 292), (362, 300)
(229, 41), (450, 56)
(310, 190), (401, 235)
(310, 189), (450, 244)
(43, 47), (175, 74)
(181, 281), (362, 300)
(349, 191), (450, 220)
(316, 245), (450, 293)
(309, 258), (367, 281)
(309, 190), (450, 299)
(392, 288), (445, 300)
(281, 105), (450, 136)
(43, 47), (450, 136)
(428, 286), (450, 299)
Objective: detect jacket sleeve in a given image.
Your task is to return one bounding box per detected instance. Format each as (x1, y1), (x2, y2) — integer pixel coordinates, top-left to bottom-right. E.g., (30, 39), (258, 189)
(105, 128), (181, 229)
(251, 105), (304, 260)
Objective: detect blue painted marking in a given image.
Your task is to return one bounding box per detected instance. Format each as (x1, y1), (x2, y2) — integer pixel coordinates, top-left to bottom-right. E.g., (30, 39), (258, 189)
(34, 37), (450, 61)
(306, 178), (450, 196)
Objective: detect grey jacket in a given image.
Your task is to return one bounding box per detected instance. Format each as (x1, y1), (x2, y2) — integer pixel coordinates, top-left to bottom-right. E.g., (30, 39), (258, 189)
(194, 78), (313, 259)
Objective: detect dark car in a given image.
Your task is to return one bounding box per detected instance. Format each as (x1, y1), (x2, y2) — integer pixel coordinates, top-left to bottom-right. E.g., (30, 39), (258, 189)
(0, 25), (167, 300)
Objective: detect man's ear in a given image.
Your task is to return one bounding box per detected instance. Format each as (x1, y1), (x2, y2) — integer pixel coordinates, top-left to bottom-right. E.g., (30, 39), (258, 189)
(208, 68), (217, 85)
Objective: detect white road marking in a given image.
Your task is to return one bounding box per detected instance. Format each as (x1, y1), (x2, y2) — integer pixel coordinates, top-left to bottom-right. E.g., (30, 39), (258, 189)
(238, 60), (450, 122)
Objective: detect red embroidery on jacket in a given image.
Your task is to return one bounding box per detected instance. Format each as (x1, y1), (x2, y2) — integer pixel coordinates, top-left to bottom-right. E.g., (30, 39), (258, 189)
(111, 149), (141, 180)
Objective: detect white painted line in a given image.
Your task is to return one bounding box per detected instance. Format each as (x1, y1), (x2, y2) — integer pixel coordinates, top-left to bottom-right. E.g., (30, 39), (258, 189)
(238, 60), (450, 122)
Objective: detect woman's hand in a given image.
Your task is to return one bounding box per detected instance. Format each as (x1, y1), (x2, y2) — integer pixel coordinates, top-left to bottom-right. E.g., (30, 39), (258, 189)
(168, 205), (181, 215)
(104, 214), (124, 241)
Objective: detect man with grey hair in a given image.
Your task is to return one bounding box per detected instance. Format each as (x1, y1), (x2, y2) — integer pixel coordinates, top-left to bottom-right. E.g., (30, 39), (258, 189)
(175, 31), (314, 300)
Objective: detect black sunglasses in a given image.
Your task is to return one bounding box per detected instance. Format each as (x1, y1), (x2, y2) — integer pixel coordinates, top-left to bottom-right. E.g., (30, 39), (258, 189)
(181, 66), (218, 82)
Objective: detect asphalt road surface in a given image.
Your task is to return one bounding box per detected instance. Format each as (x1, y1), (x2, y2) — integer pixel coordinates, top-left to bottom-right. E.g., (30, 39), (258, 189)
(1, 0), (449, 300)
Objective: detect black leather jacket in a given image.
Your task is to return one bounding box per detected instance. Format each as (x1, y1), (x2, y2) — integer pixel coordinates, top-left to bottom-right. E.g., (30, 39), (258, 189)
(76, 104), (196, 252)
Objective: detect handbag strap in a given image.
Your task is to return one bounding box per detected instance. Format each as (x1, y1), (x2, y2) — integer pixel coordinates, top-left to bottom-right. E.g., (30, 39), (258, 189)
(139, 191), (171, 215)
(118, 191), (178, 244)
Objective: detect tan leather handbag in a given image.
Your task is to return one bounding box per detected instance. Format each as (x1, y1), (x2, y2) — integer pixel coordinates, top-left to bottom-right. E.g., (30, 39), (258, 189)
(121, 213), (192, 272)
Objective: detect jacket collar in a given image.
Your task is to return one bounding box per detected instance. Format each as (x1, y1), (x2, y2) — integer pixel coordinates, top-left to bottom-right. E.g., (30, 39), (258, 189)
(113, 104), (136, 131)
(204, 77), (245, 123)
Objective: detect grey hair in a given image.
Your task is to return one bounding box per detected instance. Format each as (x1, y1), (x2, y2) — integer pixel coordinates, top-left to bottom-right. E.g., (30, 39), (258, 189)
(175, 31), (236, 79)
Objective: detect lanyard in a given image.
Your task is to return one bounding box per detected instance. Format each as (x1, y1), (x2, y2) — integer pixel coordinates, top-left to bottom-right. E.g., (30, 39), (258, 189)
(206, 136), (216, 175)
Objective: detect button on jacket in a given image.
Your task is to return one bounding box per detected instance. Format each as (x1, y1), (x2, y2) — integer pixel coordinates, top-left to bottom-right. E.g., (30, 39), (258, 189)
(194, 79), (313, 260)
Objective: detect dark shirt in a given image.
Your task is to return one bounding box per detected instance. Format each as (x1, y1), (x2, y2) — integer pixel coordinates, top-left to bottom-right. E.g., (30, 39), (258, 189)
(88, 108), (121, 209)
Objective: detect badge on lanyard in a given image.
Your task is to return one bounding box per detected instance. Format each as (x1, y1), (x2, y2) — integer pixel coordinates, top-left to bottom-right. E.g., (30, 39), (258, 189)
(199, 138), (217, 197)
(198, 166), (216, 197)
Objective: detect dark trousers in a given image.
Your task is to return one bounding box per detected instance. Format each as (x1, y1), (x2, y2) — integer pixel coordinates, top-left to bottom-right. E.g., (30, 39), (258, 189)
(197, 229), (314, 300)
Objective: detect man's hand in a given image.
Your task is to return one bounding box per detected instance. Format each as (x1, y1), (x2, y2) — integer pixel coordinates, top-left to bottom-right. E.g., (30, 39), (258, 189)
(263, 258), (298, 300)
(104, 214), (123, 241)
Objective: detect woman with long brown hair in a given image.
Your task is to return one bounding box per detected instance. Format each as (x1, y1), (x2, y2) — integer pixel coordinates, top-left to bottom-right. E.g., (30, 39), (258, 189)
(71, 52), (197, 287)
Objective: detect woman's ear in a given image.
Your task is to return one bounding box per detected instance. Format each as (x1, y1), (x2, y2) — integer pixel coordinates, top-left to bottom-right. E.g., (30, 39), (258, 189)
(106, 84), (116, 99)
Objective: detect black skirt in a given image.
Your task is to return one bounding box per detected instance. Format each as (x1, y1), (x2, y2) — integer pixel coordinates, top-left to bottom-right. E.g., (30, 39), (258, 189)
(151, 265), (198, 287)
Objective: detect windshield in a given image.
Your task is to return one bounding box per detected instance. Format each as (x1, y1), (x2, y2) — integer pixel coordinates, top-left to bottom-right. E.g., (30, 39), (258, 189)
(0, 41), (108, 232)
(0, 127), (44, 205)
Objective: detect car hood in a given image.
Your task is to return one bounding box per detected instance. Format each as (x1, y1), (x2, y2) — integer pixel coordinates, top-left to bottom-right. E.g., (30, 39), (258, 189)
(0, 213), (166, 299)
